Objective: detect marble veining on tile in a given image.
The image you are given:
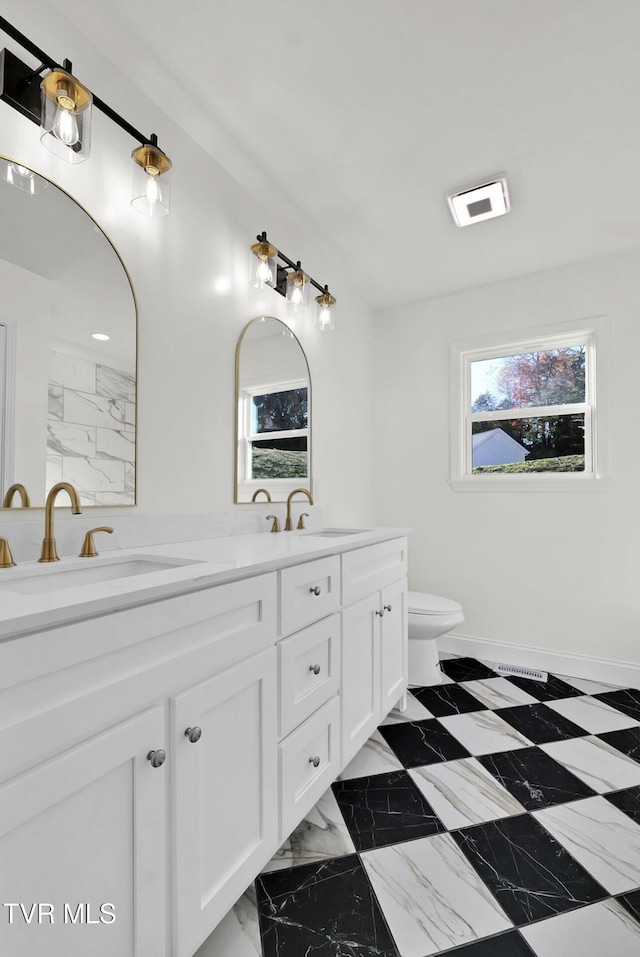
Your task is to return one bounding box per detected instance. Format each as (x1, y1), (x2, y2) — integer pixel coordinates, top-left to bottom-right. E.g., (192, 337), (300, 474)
(195, 887), (261, 957)
(409, 758), (525, 829)
(440, 657), (496, 682)
(594, 688), (640, 722)
(378, 719), (471, 768)
(504, 673), (582, 701)
(452, 814), (607, 926)
(547, 695), (640, 735)
(361, 832), (512, 957)
(597, 725), (640, 763)
(478, 746), (595, 810)
(338, 729), (403, 779)
(520, 898), (640, 957)
(411, 683), (488, 717)
(605, 784), (640, 826)
(534, 795), (640, 894)
(541, 735), (640, 793)
(617, 888), (640, 925)
(496, 703), (587, 744)
(262, 787), (355, 873)
(96, 364), (136, 402)
(438, 709), (533, 755)
(380, 691), (434, 725)
(461, 677), (539, 710)
(332, 769), (445, 851)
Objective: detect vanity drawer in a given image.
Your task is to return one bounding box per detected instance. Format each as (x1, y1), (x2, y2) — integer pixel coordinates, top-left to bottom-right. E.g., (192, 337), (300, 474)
(341, 538), (408, 606)
(278, 695), (340, 840)
(280, 556), (341, 636)
(278, 615), (341, 738)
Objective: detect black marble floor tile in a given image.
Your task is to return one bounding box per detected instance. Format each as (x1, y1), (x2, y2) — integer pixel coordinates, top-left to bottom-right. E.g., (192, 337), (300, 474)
(598, 725), (640, 762)
(504, 673), (582, 701)
(594, 688), (640, 722)
(616, 889), (640, 925)
(378, 719), (470, 769)
(331, 770), (445, 851)
(452, 814), (607, 926)
(497, 703), (587, 744)
(604, 784), (640, 825)
(477, 747), (596, 810)
(440, 657), (496, 682)
(443, 930), (537, 957)
(411, 683), (489, 717)
(256, 854), (399, 957)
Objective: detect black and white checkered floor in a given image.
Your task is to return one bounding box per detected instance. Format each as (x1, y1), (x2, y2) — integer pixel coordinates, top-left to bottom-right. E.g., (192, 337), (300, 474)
(197, 657), (640, 957)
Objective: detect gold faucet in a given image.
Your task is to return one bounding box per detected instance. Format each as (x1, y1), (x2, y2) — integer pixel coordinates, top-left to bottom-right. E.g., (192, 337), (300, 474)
(2, 483), (30, 508)
(39, 482), (82, 562)
(285, 488), (313, 531)
(0, 538), (15, 568)
(251, 488), (272, 502)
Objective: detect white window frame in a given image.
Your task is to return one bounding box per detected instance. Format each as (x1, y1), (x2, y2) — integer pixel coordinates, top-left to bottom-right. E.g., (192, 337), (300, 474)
(237, 376), (309, 500)
(450, 318), (611, 491)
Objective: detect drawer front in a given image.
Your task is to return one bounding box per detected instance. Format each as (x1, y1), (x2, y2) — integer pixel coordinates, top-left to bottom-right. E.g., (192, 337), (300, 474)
(279, 696), (340, 839)
(280, 556), (341, 636)
(341, 538), (408, 606)
(278, 615), (341, 738)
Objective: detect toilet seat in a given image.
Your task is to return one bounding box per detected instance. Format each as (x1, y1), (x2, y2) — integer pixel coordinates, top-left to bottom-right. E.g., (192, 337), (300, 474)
(408, 591), (462, 616)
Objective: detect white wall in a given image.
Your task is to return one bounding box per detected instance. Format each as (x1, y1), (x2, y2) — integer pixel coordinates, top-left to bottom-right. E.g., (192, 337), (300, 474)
(373, 248), (640, 665)
(0, 1), (376, 527)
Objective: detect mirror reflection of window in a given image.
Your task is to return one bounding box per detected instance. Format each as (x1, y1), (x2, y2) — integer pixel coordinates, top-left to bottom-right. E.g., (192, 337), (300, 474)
(247, 384), (308, 480)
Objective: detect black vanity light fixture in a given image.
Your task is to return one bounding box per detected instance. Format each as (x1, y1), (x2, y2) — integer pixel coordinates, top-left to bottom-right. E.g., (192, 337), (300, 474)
(249, 232), (337, 331)
(0, 16), (172, 217)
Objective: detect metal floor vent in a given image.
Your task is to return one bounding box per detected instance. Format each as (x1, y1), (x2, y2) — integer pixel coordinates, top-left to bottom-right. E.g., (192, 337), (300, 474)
(495, 663), (548, 682)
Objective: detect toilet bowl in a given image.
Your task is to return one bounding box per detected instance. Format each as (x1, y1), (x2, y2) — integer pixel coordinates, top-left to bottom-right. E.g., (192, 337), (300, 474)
(408, 591), (464, 687)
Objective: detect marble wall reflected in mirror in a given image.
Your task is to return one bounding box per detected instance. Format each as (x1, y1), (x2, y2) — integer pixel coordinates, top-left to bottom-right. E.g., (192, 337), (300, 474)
(0, 158), (137, 508)
(235, 316), (311, 503)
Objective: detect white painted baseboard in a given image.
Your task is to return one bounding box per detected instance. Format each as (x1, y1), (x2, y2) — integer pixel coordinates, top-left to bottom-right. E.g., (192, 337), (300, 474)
(439, 631), (640, 691)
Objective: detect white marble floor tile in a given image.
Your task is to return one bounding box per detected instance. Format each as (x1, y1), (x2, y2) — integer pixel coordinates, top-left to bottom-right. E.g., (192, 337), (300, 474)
(461, 677), (539, 710)
(338, 729), (403, 780)
(194, 887), (260, 957)
(541, 735), (640, 793)
(361, 833), (512, 957)
(380, 692), (434, 725)
(546, 695), (639, 734)
(409, 757), (525, 829)
(556, 674), (620, 695)
(438, 710), (533, 756)
(534, 796), (640, 894)
(261, 787), (355, 872)
(521, 899), (640, 957)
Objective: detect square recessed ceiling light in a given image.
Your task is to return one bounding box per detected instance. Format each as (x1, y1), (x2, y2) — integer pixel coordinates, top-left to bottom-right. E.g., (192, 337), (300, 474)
(447, 175), (510, 227)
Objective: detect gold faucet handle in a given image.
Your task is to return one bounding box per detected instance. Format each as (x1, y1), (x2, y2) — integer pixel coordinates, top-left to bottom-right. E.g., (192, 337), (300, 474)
(297, 512), (309, 530)
(79, 526), (114, 558)
(266, 515), (280, 533)
(0, 538), (15, 568)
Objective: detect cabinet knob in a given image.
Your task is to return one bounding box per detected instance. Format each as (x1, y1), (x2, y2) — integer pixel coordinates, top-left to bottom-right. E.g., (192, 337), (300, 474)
(384, 604), (392, 612)
(309, 755), (321, 768)
(147, 749), (166, 768)
(309, 585), (321, 596)
(309, 664), (321, 675)
(185, 726), (202, 744)
(376, 609), (384, 617)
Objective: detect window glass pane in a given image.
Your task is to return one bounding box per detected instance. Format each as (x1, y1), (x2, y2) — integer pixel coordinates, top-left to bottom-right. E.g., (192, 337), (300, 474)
(472, 414), (585, 473)
(470, 346), (585, 412)
(251, 387), (308, 433)
(250, 437), (308, 479)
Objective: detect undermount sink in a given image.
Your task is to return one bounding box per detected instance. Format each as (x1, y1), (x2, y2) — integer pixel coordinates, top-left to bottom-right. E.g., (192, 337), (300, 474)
(300, 528), (371, 538)
(0, 555), (203, 596)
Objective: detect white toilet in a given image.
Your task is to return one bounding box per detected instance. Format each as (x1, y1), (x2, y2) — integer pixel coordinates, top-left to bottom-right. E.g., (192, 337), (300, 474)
(408, 591), (464, 686)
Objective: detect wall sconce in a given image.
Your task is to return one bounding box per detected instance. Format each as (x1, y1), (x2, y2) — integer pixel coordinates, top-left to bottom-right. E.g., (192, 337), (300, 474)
(0, 17), (171, 216)
(249, 232), (337, 330)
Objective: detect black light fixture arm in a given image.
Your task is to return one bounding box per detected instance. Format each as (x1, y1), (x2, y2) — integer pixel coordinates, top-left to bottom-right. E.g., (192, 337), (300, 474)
(256, 231), (331, 298)
(0, 14), (161, 149)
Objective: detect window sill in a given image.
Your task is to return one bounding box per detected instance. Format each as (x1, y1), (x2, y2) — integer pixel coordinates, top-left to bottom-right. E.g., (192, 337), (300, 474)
(449, 475), (613, 493)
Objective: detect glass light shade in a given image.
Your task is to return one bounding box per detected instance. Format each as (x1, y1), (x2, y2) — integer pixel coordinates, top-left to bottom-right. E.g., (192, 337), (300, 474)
(314, 291), (336, 331)
(249, 240), (278, 289)
(131, 143), (172, 218)
(40, 69), (92, 164)
(1, 160), (47, 195)
(286, 270), (310, 314)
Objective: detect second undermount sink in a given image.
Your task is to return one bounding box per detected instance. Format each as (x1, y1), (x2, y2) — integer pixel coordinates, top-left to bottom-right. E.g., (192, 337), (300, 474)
(300, 528), (372, 538)
(0, 554), (203, 596)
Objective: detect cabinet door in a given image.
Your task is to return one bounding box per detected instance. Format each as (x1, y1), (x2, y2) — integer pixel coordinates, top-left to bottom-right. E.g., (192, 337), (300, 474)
(171, 647), (278, 957)
(341, 593), (381, 766)
(380, 579), (408, 717)
(0, 706), (167, 957)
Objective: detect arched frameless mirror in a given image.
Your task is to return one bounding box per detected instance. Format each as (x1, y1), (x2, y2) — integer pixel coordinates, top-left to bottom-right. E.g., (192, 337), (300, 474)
(235, 316), (311, 503)
(0, 157), (137, 508)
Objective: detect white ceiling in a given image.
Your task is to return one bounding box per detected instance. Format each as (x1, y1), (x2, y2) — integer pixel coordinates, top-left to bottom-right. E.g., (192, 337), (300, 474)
(36, 1), (640, 309)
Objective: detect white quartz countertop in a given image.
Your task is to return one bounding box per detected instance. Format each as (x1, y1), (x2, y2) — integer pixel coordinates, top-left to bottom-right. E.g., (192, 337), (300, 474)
(0, 526), (409, 642)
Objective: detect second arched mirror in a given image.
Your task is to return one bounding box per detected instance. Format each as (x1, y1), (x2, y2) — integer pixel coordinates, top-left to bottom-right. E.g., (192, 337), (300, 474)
(235, 316), (311, 503)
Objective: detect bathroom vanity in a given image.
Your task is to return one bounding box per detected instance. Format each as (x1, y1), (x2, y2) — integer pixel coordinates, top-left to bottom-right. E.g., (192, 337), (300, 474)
(0, 526), (408, 957)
